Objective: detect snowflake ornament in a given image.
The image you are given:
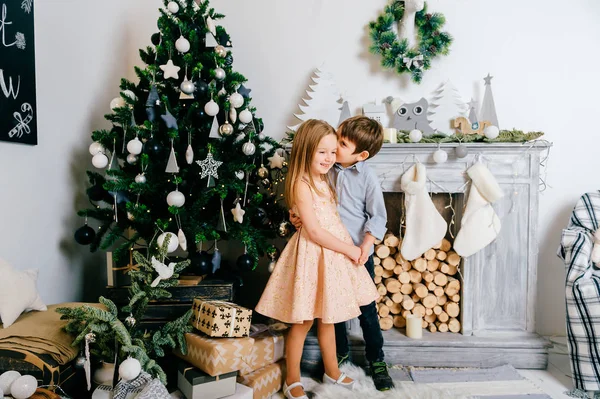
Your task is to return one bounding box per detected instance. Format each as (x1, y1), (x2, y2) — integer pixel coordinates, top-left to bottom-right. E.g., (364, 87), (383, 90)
(197, 153), (223, 180)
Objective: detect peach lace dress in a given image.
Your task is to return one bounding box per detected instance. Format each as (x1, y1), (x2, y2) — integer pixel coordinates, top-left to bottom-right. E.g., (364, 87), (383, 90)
(255, 179), (378, 324)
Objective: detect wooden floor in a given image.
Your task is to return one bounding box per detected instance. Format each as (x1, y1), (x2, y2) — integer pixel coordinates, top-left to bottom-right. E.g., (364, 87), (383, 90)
(517, 336), (575, 399)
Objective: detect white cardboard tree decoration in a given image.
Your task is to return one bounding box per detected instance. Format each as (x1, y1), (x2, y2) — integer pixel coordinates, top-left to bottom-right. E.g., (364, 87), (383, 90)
(398, 0), (425, 48)
(288, 66), (343, 131)
(480, 74), (499, 128)
(428, 80), (468, 136)
(338, 100), (352, 126)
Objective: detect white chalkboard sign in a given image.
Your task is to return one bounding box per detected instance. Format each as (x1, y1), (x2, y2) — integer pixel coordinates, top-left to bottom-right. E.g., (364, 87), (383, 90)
(0, 0), (36, 145)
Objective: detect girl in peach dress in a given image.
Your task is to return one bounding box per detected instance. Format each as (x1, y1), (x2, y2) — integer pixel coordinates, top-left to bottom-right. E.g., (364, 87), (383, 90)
(255, 120), (379, 399)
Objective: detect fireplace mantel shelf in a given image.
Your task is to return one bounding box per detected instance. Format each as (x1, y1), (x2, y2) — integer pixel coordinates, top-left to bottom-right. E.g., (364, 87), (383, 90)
(303, 142), (551, 370)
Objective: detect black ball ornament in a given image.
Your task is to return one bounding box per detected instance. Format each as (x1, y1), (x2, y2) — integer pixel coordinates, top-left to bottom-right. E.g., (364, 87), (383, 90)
(237, 254), (254, 271)
(88, 184), (106, 202)
(196, 80), (209, 98)
(190, 251), (213, 275)
(146, 138), (162, 155)
(151, 32), (161, 45)
(74, 225), (96, 245)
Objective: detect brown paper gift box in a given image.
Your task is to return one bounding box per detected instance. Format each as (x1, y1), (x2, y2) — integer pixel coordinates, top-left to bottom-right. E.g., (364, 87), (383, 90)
(239, 330), (286, 376)
(191, 299), (252, 338)
(175, 332), (255, 377)
(237, 360), (285, 399)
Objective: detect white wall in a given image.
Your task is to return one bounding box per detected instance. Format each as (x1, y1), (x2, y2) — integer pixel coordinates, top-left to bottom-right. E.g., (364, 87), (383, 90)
(2, 0), (598, 335)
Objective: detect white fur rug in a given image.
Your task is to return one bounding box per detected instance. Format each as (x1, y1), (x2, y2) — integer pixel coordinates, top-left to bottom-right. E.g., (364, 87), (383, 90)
(273, 363), (470, 399)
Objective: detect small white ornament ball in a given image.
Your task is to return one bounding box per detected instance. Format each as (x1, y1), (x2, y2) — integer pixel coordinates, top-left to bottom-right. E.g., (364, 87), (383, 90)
(10, 375), (37, 399)
(118, 357), (142, 382)
(157, 232), (179, 253)
(214, 68), (226, 81)
(127, 211), (135, 221)
(175, 36), (190, 53)
(455, 144), (469, 158)
(229, 92), (244, 108)
(89, 141), (104, 155)
(92, 153), (109, 169)
(135, 173), (146, 184)
(204, 99), (219, 116)
(167, 1), (179, 13)
(122, 90), (136, 101)
(258, 133), (265, 141)
(235, 170), (245, 180)
(484, 125), (500, 139)
(180, 79), (195, 95)
(239, 109), (253, 124)
(0, 371), (21, 394)
(167, 190), (186, 207)
(242, 142), (256, 156)
(409, 129), (422, 143)
(433, 149), (448, 164)
(126, 154), (138, 164)
(110, 97), (125, 110)
(126, 137), (143, 155)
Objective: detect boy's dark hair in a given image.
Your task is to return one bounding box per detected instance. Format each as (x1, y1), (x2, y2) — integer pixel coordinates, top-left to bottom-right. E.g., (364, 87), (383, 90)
(338, 116), (384, 159)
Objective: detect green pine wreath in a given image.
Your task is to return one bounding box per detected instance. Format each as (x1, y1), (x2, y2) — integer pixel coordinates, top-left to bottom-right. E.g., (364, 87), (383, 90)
(369, 1), (452, 83)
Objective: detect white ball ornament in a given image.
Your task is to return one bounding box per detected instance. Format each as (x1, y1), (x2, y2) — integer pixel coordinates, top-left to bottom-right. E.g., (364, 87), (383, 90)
(214, 68), (226, 81)
(409, 129), (423, 143)
(110, 97), (125, 110)
(204, 99), (220, 116)
(89, 141), (104, 156)
(433, 149), (448, 164)
(167, 1), (179, 13)
(135, 174), (147, 184)
(242, 142), (256, 156)
(229, 92), (244, 108)
(157, 232), (179, 253)
(239, 109), (253, 124)
(167, 190), (186, 207)
(126, 154), (138, 164)
(0, 371), (21, 394)
(235, 170), (245, 180)
(484, 125), (500, 139)
(126, 137), (143, 155)
(118, 357), (142, 381)
(92, 153), (109, 169)
(122, 90), (136, 101)
(175, 36), (190, 53)
(180, 79), (195, 95)
(10, 375), (37, 399)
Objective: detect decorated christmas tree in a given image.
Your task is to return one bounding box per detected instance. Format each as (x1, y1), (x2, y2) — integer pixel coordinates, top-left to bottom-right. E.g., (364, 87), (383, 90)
(64, 0), (287, 384)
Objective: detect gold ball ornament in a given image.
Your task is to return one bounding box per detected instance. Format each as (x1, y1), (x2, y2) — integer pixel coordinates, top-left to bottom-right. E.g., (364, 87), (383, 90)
(215, 45), (227, 57)
(278, 221), (291, 237)
(219, 121), (234, 136)
(258, 165), (269, 179)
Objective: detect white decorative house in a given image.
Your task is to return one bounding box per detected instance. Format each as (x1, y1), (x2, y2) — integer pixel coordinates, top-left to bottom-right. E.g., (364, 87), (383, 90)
(363, 100), (386, 122)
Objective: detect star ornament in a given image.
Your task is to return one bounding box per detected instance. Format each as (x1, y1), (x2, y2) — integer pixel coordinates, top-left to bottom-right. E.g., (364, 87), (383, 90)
(160, 59), (181, 79)
(484, 73), (494, 85)
(268, 152), (285, 169)
(197, 152), (223, 180)
(231, 202), (245, 223)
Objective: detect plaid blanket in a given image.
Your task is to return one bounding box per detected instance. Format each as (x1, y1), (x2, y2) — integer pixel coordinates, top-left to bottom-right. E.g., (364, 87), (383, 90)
(558, 191), (600, 391)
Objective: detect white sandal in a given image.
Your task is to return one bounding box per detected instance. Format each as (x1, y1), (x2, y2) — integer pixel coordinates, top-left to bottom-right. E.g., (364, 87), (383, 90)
(283, 381), (309, 399)
(323, 372), (354, 389)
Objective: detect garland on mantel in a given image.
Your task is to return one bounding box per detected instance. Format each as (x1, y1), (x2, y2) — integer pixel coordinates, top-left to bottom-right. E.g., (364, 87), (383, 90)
(390, 129), (545, 144)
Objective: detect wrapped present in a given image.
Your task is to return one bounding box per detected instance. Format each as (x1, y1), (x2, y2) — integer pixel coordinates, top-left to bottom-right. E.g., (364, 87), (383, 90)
(237, 360), (285, 399)
(175, 332), (254, 377)
(191, 299), (252, 338)
(239, 327), (286, 376)
(177, 362), (237, 399)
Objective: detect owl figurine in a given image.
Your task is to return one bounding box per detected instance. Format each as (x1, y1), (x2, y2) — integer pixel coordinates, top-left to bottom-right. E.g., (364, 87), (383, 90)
(391, 97), (435, 136)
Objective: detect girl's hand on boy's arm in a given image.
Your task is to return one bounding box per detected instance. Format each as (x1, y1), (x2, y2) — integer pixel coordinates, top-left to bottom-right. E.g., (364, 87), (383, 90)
(288, 209), (302, 229)
(358, 233), (376, 264)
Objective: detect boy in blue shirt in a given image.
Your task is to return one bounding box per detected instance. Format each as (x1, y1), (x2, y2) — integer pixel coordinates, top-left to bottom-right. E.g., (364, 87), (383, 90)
(291, 116), (393, 391)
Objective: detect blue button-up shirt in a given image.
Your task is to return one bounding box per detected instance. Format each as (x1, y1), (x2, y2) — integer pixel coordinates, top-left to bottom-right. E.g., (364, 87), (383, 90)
(330, 161), (387, 255)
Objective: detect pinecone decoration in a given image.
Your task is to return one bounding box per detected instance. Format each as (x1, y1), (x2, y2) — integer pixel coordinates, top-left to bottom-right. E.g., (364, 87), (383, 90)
(429, 45), (438, 54)
(381, 43), (392, 50)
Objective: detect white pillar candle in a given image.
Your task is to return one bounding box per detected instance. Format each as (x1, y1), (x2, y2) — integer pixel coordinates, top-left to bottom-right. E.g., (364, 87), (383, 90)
(406, 314), (423, 339)
(383, 128), (398, 144)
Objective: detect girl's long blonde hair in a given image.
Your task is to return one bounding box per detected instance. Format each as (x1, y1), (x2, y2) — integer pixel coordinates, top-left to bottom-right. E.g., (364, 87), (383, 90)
(285, 119), (337, 209)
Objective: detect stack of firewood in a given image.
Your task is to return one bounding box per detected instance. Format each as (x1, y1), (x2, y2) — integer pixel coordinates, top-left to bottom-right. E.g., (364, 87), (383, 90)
(373, 234), (461, 334)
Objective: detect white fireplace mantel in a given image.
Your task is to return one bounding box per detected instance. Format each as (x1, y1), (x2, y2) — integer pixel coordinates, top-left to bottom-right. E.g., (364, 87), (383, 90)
(303, 142), (552, 370)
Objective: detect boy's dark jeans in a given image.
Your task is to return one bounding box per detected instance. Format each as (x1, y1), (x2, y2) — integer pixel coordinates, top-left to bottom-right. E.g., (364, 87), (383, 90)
(334, 255), (385, 362)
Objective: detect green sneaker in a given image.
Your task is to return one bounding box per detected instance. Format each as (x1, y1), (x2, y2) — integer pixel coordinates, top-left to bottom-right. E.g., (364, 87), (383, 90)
(369, 361), (395, 391)
(336, 353), (349, 367)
